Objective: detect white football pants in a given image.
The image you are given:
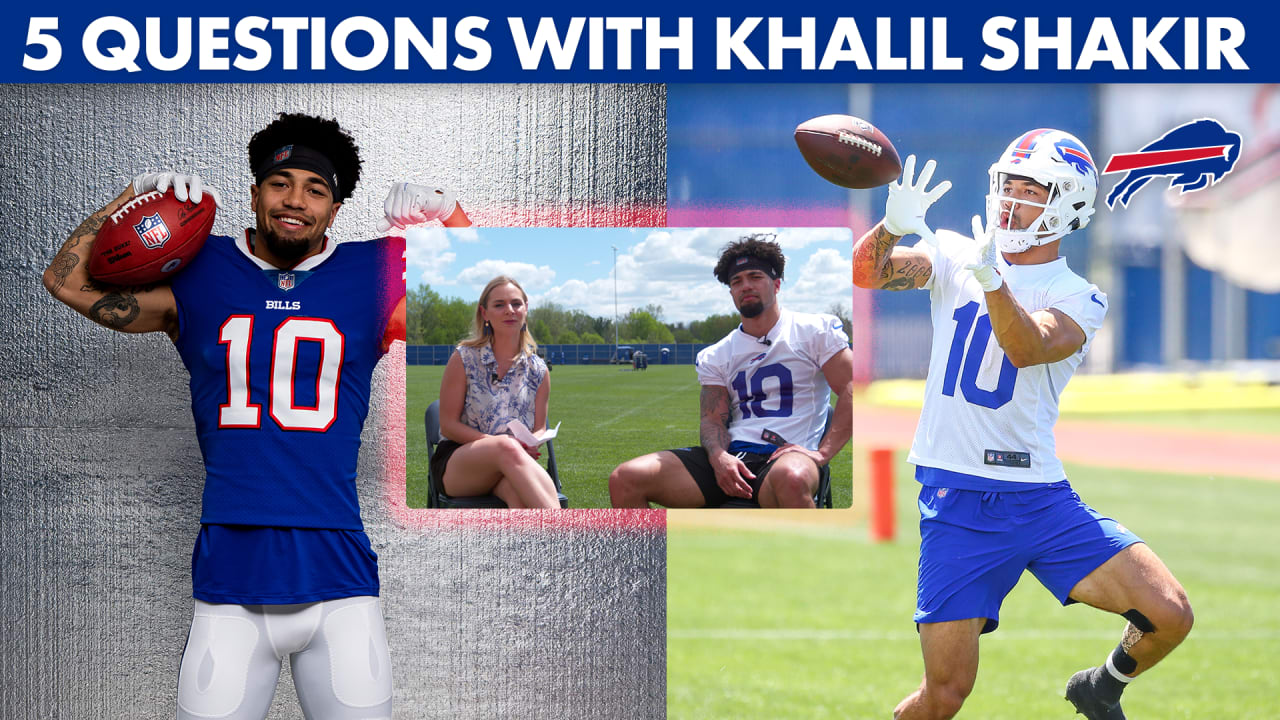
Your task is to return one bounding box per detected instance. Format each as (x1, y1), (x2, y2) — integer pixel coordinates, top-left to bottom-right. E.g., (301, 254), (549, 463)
(177, 596), (392, 719)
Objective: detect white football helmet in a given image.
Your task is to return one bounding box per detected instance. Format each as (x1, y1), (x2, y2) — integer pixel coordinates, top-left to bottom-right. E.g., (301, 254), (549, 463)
(985, 129), (1098, 253)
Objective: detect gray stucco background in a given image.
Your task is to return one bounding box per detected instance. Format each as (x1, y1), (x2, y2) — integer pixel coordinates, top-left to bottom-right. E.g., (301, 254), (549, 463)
(0, 84), (666, 719)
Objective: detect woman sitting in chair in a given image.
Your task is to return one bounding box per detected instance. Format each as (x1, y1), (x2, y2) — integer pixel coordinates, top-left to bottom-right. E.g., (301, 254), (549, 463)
(433, 275), (560, 508)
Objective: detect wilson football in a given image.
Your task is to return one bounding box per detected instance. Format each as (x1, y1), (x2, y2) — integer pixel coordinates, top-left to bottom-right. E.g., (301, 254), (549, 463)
(89, 190), (216, 285)
(794, 115), (902, 189)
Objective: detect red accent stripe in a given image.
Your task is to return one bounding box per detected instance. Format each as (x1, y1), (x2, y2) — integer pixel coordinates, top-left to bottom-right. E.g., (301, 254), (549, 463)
(1102, 146), (1229, 174)
(1061, 147), (1095, 169)
(1013, 129), (1051, 157)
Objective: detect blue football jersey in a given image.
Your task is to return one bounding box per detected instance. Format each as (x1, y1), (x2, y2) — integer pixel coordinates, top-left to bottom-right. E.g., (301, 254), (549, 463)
(172, 232), (404, 530)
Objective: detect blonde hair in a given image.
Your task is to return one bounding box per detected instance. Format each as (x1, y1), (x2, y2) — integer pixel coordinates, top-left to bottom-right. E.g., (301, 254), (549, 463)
(459, 275), (539, 356)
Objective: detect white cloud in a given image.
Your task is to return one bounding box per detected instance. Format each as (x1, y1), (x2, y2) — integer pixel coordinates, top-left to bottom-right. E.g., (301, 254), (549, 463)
(405, 228), (454, 284)
(782, 247), (854, 316)
(456, 259), (557, 290)
(450, 227), (482, 243)
(426, 227), (855, 327)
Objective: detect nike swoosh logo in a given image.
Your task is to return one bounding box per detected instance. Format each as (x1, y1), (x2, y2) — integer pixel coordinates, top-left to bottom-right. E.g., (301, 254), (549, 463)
(1091, 294), (1105, 308)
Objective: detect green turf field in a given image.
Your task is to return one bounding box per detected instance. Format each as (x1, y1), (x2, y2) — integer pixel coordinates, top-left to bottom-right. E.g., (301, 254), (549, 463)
(668, 457), (1280, 718)
(407, 364), (855, 509)
(1059, 407), (1280, 435)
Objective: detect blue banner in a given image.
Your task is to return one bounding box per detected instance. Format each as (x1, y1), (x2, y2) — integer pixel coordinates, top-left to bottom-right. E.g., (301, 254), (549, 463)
(5, 2), (1276, 82)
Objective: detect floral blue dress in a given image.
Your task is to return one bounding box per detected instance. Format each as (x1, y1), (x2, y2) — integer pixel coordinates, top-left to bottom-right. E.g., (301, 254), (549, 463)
(455, 344), (548, 435)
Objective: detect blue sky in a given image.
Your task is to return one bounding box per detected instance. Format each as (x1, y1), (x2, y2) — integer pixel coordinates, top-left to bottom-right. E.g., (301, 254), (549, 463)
(405, 227), (853, 324)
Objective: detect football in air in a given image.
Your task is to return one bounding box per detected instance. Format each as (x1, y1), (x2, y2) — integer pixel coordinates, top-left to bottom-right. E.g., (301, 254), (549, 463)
(88, 190), (216, 285)
(794, 114), (902, 189)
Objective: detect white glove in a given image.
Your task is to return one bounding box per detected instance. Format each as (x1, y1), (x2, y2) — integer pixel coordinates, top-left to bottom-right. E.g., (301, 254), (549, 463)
(883, 155), (952, 245)
(132, 172), (222, 207)
(966, 215), (1004, 292)
(377, 182), (458, 232)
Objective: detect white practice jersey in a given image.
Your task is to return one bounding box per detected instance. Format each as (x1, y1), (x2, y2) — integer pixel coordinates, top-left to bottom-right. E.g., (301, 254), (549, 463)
(696, 309), (849, 452)
(908, 229), (1107, 486)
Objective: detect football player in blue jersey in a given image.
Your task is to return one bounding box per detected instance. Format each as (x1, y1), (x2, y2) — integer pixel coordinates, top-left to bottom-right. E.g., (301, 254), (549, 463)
(608, 234), (854, 508)
(43, 113), (465, 720)
(852, 135), (1193, 720)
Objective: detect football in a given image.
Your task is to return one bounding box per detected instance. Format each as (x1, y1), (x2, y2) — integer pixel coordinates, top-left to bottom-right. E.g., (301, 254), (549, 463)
(89, 190), (216, 285)
(794, 114), (902, 189)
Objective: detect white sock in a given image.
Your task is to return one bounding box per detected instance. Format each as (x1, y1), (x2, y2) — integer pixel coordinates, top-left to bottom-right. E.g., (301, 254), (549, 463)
(1104, 654), (1135, 683)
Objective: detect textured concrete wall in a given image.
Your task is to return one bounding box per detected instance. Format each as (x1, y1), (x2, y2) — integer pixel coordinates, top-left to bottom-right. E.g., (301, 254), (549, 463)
(0, 84), (666, 719)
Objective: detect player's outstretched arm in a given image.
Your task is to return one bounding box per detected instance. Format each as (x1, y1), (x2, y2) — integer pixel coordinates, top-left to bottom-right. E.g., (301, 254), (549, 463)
(43, 185), (179, 338)
(377, 182), (472, 232)
(967, 216), (1086, 367)
(852, 155), (947, 291)
(987, 293), (1086, 368)
(699, 384), (754, 499)
(816, 348), (855, 464)
(852, 223), (934, 291)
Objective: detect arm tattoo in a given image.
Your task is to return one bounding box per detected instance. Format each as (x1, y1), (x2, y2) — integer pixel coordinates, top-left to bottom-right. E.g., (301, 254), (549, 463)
(1120, 622), (1143, 653)
(47, 251), (79, 295)
(67, 213), (107, 248)
(881, 256), (932, 291)
(852, 225), (898, 286)
(698, 386), (733, 454)
(48, 211), (108, 294)
(90, 292), (141, 329)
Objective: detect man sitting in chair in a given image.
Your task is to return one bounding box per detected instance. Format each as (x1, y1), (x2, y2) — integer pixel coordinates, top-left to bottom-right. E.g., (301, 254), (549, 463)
(609, 234), (854, 508)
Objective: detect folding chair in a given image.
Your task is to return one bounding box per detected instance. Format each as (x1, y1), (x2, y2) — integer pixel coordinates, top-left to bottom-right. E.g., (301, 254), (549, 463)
(712, 403), (835, 509)
(424, 400), (568, 508)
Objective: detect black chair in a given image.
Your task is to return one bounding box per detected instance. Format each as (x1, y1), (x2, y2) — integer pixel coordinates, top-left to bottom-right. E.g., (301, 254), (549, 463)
(424, 400), (568, 509)
(712, 403), (835, 509)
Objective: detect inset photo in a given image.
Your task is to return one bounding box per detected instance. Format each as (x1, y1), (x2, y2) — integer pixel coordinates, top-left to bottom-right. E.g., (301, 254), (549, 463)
(405, 227), (855, 509)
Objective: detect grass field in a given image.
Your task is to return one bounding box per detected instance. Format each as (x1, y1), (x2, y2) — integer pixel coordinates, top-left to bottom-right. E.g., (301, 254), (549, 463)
(1059, 407), (1280, 434)
(406, 364), (854, 509)
(667, 451), (1280, 718)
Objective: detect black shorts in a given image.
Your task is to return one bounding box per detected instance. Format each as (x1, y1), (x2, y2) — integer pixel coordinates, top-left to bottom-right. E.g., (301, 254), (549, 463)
(668, 446), (780, 507)
(429, 438), (463, 487)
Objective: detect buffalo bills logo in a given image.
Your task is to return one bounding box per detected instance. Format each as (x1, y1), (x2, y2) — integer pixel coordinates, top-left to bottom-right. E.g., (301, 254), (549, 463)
(1054, 137), (1097, 179)
(132, 213), (170, 249)
(278, 272), (295, 291)
(748, 352), (767, 364)
(1103, 119), (1242, 209)
(274, 145), (293, 163)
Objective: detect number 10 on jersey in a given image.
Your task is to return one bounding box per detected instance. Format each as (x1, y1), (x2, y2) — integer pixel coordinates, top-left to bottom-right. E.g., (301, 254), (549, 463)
(218, 315), (345, 431)
(941, 301), (1018, 410)
(731, 362), (795, 418)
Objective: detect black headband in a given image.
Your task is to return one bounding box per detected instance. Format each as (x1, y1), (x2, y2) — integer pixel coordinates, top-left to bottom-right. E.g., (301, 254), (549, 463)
(724, 255), (779, 284)
(255, 144), (340, 198)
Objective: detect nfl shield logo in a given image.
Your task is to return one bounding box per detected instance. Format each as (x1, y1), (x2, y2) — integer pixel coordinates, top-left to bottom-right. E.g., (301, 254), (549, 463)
(132, 213), (170, 249)
(278, 272), (296, 291)
(274, 145), (293, 163)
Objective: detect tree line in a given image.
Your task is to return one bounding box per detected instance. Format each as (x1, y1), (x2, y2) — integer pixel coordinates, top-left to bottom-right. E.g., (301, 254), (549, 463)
(406, 284), (852, 346)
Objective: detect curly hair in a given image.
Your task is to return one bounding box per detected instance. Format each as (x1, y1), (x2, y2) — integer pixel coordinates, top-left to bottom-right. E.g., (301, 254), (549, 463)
(713, 233), (786, 285)
(247, 113), (362, 202)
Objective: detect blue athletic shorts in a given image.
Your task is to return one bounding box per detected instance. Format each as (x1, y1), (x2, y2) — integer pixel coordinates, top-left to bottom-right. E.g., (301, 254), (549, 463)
(914, 480), (1142, 633)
